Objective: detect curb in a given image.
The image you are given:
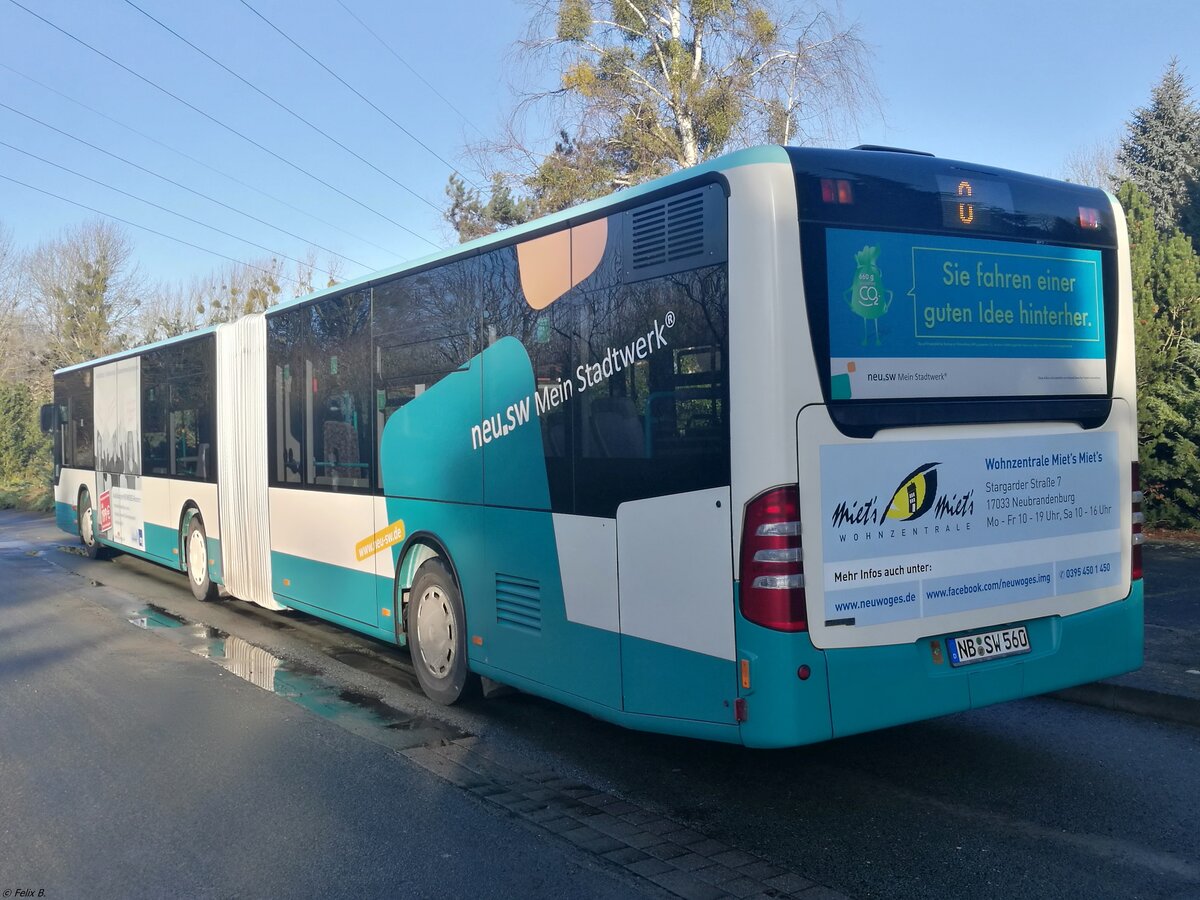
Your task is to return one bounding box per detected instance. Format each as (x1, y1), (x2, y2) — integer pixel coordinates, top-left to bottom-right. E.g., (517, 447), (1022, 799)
(1051, 682), (1200, 729)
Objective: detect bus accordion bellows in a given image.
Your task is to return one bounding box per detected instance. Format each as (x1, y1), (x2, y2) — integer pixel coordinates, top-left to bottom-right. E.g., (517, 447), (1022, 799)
(45, 145), (1142, 748)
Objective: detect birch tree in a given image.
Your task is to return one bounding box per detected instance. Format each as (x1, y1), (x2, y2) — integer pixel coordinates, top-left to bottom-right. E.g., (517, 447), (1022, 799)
(449, 0), (877, 240)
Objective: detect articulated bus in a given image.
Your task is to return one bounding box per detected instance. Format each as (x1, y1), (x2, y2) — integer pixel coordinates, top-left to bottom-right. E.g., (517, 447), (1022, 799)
(46, 146), (1142, 748)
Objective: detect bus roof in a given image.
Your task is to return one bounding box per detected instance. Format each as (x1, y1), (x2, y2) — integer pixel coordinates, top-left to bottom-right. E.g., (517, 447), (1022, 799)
(54, 144), (790, 376)
(268, 143), (790, 314)
(55, 324), (220, 376)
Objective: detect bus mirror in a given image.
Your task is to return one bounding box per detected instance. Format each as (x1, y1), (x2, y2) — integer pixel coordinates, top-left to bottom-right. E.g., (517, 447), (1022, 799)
(39, 404), (56, 434)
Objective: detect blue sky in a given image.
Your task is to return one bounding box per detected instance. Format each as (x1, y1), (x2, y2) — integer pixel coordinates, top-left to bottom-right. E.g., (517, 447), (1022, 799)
(1, 0), (1196, 290)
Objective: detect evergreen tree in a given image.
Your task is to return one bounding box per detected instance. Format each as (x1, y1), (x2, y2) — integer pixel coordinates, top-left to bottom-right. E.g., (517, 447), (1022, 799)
(1117, 59), (1200, 236)
(1121, 182), (1200, 526)
(0, 380), (50, 507)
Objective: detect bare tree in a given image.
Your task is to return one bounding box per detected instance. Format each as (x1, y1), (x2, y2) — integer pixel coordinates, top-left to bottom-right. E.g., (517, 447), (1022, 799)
(1062, 135), (1126, 190)
(189, 258), (284, 324)
(0, 223), (33, 383)
(23, 218), (145, 373)
(291, 248), (348, 299)
(135, 281), (203, 344)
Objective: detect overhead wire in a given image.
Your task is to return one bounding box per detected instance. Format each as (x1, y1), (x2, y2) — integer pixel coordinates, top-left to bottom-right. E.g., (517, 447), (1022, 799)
(0, 139), (341, 278)
(0, 61), (404, 260)
(332, 0), (488, 140)
(0, 171), (310, 289)
(0, 101), (373, 272)
(120, 0), (447, 217)
(4, 0), (441, 251)
(236, 0), (480, 188)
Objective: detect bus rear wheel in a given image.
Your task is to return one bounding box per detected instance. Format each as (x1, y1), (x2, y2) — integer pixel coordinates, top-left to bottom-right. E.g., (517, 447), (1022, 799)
(408, 559), (478, 705)
(186, 516), (219, 602)
(78, 489), (104, 560)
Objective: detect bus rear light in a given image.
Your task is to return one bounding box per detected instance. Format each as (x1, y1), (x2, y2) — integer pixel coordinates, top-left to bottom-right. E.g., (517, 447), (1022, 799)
(740, 485), (807, 632)
(753, 547), (803, 563)
(1131, 462), (1144, 581)
(820, 178), (854, 205)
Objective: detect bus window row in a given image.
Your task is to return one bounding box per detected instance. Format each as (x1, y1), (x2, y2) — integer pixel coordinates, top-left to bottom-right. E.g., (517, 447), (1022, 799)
(266, 225), (730, 517)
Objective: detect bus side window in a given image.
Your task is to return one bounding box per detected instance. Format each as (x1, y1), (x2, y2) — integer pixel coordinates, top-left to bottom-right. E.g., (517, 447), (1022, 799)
(372, 266), (479, 489)
(481, 244), (576, 512)
(574, 264), (730, 518)
(269, 308), (307, 486)
(141, 337), (216, 481)
(308, 291), (372, 492)
(54, 368), (95, 471)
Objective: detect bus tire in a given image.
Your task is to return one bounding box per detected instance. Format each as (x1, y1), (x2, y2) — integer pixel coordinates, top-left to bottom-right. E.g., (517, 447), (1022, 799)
(78, 489), (105, 560)
(185, 515), (219, 602)
(408, 558), (478, 705)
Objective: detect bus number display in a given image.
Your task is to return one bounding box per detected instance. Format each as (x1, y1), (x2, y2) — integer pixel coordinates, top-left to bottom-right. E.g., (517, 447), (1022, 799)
(936, 175), (1014, 230)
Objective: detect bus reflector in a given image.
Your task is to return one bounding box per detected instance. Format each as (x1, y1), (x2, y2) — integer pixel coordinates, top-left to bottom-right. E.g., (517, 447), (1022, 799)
(740, 658), (750, 690)
(739, 485), (807, 631)
(1131, 462), (1144, 581)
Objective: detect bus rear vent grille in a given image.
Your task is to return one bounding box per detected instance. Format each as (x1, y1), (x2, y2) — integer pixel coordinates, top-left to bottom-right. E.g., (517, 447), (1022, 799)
(496, 573), (542, 634)
(622, 183), (726, 282)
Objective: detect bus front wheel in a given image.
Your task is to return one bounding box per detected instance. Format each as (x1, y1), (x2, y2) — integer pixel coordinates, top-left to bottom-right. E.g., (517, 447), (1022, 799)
(408, 559), (478, 705)
(185, 516), (219, 602)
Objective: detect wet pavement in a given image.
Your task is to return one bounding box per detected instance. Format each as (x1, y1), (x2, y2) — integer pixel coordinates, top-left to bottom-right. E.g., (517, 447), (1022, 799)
(2, 508), (1198, 899)
(124, 601), (469, 750)
(0, 510), (843, 900)
(0, 514), (661, 900)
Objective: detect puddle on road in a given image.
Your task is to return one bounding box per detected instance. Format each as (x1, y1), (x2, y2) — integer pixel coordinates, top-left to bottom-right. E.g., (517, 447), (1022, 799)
(127, 606), (467, 750)
(128, 605), (187, 630)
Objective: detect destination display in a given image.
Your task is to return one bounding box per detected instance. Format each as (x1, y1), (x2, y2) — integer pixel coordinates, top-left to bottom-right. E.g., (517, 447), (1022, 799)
(818, 430), (1122, 629)
(826, 228), (1106, 401)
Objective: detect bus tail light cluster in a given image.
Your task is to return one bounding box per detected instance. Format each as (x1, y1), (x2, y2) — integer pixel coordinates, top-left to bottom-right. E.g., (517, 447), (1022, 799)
(1131, 462), (1144, 581)
(739, 485), (807, 632)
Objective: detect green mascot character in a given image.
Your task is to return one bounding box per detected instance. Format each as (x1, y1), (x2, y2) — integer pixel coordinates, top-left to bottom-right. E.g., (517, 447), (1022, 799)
(844, 245), (893, 346)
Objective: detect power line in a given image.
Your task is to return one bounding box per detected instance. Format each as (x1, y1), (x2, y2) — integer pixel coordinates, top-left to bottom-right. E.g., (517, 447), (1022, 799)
(236, 0), (480, 189)
(0, 101), (372, 272)
(0, 139), (339, 278)
(0, 171), (308, 288)
(332, 0), (488, 140)
(120, 0), (446, 216)
(0, 61), (404, 261)
(4, 0), (441, 251)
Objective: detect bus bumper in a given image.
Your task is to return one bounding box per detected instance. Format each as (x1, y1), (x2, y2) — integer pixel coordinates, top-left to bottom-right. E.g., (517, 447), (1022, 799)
(737, 580), (1144, 749)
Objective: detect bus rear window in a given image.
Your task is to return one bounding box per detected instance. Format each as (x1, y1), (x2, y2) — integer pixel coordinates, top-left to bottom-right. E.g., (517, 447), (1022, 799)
(789, 148), (1119, 434)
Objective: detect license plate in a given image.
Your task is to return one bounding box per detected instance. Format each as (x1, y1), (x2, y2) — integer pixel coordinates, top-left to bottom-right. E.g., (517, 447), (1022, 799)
(946, 626), (1030, 667)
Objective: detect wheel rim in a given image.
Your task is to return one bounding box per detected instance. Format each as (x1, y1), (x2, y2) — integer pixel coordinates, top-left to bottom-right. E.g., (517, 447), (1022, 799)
(188, 528), (207, 586)
(81, 501), (95, 547)
(415, 584), (455, 681)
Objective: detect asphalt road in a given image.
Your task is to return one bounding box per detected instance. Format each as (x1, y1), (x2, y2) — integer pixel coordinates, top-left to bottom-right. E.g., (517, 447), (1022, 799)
(0, 518), (655, 900)
(2, 510), (1198, 899)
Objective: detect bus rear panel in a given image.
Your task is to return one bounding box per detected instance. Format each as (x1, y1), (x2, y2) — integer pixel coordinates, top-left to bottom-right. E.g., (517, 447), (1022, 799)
(733, 148), (1140, 748)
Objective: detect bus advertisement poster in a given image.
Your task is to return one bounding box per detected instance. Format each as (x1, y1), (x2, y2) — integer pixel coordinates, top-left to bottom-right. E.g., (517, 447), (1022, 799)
(98, 471), (146, 552)
(817, 430), (1122, 629)
(825, 228), (1106, 401)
